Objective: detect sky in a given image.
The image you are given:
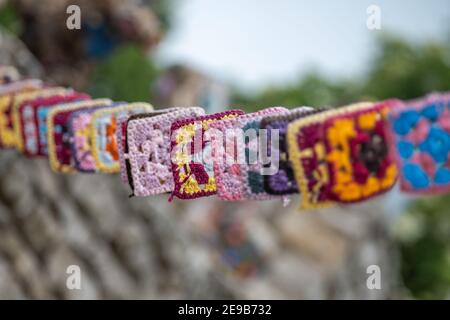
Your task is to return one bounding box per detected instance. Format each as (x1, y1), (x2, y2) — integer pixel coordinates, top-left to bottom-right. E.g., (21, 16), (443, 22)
(156, 0), (450, 92)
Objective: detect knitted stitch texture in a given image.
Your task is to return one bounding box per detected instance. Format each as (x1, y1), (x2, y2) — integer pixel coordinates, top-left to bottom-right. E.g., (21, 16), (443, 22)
(210, 107), (288, 201)
(386, 92), (450, 194)
(170, 109), (244, 200)
(260, 107), (320, 195)
(123, 107), (205, 197)
(90, 102), (154, 174)
(47, 99), (112, 173)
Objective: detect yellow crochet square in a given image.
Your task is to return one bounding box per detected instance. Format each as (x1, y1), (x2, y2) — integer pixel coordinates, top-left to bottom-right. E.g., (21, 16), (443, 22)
(287, 102), (374, 210)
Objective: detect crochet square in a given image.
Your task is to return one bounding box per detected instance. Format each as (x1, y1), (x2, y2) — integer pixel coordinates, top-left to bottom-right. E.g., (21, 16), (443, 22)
(0, 81), (43, 148)
(170, 109), (244, 200)
(17, 92), (90, 157)
(68, 102), (125, 172)
(47, 99), (112, 173)
(287, 102), (397, 209)
(123, 107), (205, 196)
(387, 93), (450, 194)
(260, 107), (321, 195)
(210, 107), (289, 201)
(12, 87), (71, 152)
(90, 102), (154, 174)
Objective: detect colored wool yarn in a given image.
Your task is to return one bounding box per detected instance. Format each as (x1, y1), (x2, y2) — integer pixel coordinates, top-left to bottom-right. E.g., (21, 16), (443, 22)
(91, 102), (154, 174)
(47, 99), (112, 173)
(387, 93), (450, 194)
(170, 110), (244, 200)
(122, 107), (205, 196)
(210, 107), (289, 201)
(287, 101), (398, 209)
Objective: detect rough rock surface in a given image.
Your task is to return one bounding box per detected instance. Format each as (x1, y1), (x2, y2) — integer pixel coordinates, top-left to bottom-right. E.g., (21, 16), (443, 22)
(0, 151), (400, 299)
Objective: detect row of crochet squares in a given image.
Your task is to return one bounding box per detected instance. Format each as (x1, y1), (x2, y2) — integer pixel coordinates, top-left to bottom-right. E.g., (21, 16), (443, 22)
(2, 78), (449, 207)
(120, 107), (205, 197)
(17, 92), (91, 157)
(47, 99), (113, 173)
(387, 93), (450, 194)
(70, 102), (153, 173)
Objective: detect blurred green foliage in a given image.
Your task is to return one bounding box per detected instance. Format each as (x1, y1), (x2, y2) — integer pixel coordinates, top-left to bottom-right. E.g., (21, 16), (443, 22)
(0, 2), (22, 35)
(87, 45), (160, 102)
(399, 195), (450, 299)
(234, 34), (450, 112)
(234, 33), (450, 299)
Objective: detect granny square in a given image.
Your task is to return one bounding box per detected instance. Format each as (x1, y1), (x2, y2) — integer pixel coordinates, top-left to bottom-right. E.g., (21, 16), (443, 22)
(210, 107), (289, 201)
(47, 99), (112, 173)
(90, 102), (154, 174)
(123, 107), (205, 196)
(387, 93), (450, 194)
(260, 107), (322, 195)
(287, 102), (397, 209)
(170, 109), (244, 200)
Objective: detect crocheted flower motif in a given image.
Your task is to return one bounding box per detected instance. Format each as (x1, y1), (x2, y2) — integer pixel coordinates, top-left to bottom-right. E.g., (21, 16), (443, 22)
(388, 94), (450, 193)
(324, 104), (397, 203)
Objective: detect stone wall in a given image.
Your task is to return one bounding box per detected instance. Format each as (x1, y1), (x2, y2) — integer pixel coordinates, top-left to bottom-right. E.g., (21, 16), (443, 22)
(0, 151), (400, 299)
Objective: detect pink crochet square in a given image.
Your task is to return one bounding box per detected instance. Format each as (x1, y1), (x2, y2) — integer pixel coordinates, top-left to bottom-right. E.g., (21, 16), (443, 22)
(210, 107), (289, 201)
(122, 107), (205, 196)
(170, 109), (245, 200)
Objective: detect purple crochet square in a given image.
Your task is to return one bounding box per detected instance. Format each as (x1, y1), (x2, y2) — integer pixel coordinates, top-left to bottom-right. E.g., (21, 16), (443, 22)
(260, 107), (325, 195)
